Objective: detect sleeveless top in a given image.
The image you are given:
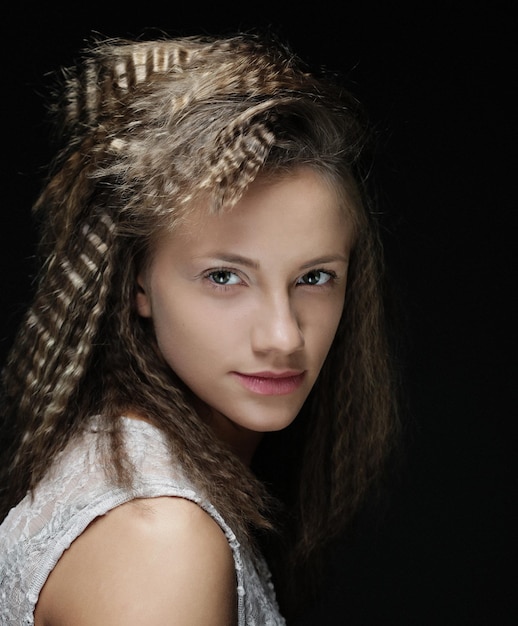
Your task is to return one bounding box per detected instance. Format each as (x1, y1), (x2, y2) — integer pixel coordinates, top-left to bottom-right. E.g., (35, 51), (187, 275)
(0, 417), (286, 625)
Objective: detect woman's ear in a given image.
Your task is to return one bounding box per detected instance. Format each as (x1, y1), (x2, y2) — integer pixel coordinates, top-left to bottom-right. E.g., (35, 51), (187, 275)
(135, 273), (152, 318)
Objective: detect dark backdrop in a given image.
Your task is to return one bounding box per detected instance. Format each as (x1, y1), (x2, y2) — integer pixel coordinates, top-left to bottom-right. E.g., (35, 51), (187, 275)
(1, 3), (516, 624)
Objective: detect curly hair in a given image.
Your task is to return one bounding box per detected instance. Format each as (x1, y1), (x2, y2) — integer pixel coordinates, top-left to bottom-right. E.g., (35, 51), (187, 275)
(0, 32), (400, 617)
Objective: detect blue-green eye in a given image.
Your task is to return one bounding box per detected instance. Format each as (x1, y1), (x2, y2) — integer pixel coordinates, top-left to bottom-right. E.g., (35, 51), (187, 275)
(207, 270), (241, 285)
(298, 270), (333, 286)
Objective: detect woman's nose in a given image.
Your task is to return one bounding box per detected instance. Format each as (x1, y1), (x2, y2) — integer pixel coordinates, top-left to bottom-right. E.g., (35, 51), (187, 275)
(251, 294), (304, 355)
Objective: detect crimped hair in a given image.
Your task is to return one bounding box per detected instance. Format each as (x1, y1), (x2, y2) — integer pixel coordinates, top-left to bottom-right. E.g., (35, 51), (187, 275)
(0, 32), (400, 618)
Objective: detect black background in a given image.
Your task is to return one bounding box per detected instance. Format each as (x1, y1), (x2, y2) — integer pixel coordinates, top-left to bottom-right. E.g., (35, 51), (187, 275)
(1, 2), (516, 624)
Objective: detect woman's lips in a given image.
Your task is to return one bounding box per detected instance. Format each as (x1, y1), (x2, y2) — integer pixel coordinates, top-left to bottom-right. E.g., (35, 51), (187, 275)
(231, 371), (306, 395)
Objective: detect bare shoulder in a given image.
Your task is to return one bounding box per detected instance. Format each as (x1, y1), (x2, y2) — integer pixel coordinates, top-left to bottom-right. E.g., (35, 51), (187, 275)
(35, 497), (238, 626)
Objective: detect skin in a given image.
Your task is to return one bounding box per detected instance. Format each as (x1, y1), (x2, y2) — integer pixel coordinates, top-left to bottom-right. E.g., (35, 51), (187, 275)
(35, 498), (237, 625)
(136, 166), (354, 464)
(34, 166), (354, 624)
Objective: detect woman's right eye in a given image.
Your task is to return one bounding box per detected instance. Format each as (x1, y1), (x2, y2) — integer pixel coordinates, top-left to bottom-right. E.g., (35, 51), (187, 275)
(206, 270), (241, 286)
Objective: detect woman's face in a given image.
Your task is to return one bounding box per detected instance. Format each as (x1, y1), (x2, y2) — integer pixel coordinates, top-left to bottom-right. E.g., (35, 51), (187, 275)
(136, 167), (354, 460)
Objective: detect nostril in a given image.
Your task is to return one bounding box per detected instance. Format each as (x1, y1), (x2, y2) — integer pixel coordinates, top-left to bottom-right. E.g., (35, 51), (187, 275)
(251, 305), (304, 354)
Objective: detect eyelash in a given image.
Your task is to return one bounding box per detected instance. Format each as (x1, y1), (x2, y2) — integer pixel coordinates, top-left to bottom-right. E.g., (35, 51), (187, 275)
(204, 269), (243, 290)
(296, 269), (337, 287)
(204, 268), (337, 290)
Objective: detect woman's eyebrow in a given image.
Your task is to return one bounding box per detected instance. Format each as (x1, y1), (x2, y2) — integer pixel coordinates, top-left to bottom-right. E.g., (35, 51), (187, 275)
(199, 253), (260, 269)
(197, 252), (349, 271)
(298, 255), (349, 270)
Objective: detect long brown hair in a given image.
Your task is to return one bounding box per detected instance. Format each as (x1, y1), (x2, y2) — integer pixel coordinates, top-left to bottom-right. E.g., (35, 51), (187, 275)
(0, 32), (400, 617)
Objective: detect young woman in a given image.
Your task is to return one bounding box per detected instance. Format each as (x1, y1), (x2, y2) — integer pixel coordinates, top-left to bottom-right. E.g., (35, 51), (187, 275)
(0, 33), (399, 624)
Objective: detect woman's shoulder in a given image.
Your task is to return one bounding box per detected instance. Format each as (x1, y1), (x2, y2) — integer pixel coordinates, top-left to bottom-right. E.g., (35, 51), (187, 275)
(1, 417), (285, 625)
(35, 496), (238, 625)
(0, 416), (237, 625)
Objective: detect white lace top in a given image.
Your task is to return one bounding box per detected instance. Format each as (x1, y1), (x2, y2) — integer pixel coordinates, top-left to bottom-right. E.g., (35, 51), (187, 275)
(0, 417), (286, 625)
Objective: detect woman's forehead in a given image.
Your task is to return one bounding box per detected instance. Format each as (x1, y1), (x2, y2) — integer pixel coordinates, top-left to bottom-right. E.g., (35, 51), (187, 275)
(148, 167), (355, 262)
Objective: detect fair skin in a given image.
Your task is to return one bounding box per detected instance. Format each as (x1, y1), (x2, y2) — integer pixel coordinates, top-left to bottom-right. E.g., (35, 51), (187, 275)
(35, 498), (237, 626)
(34, 166), (354, 624)
(136, 166), (353, 464)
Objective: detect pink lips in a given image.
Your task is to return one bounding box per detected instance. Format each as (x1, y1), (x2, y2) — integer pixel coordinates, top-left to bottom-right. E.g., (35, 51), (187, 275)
(232, 371), (306, 395)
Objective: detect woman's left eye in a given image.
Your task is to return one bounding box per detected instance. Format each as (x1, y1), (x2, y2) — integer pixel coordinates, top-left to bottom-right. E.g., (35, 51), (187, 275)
(207, 270), (241, 286)
(297, 270), (334, 286)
